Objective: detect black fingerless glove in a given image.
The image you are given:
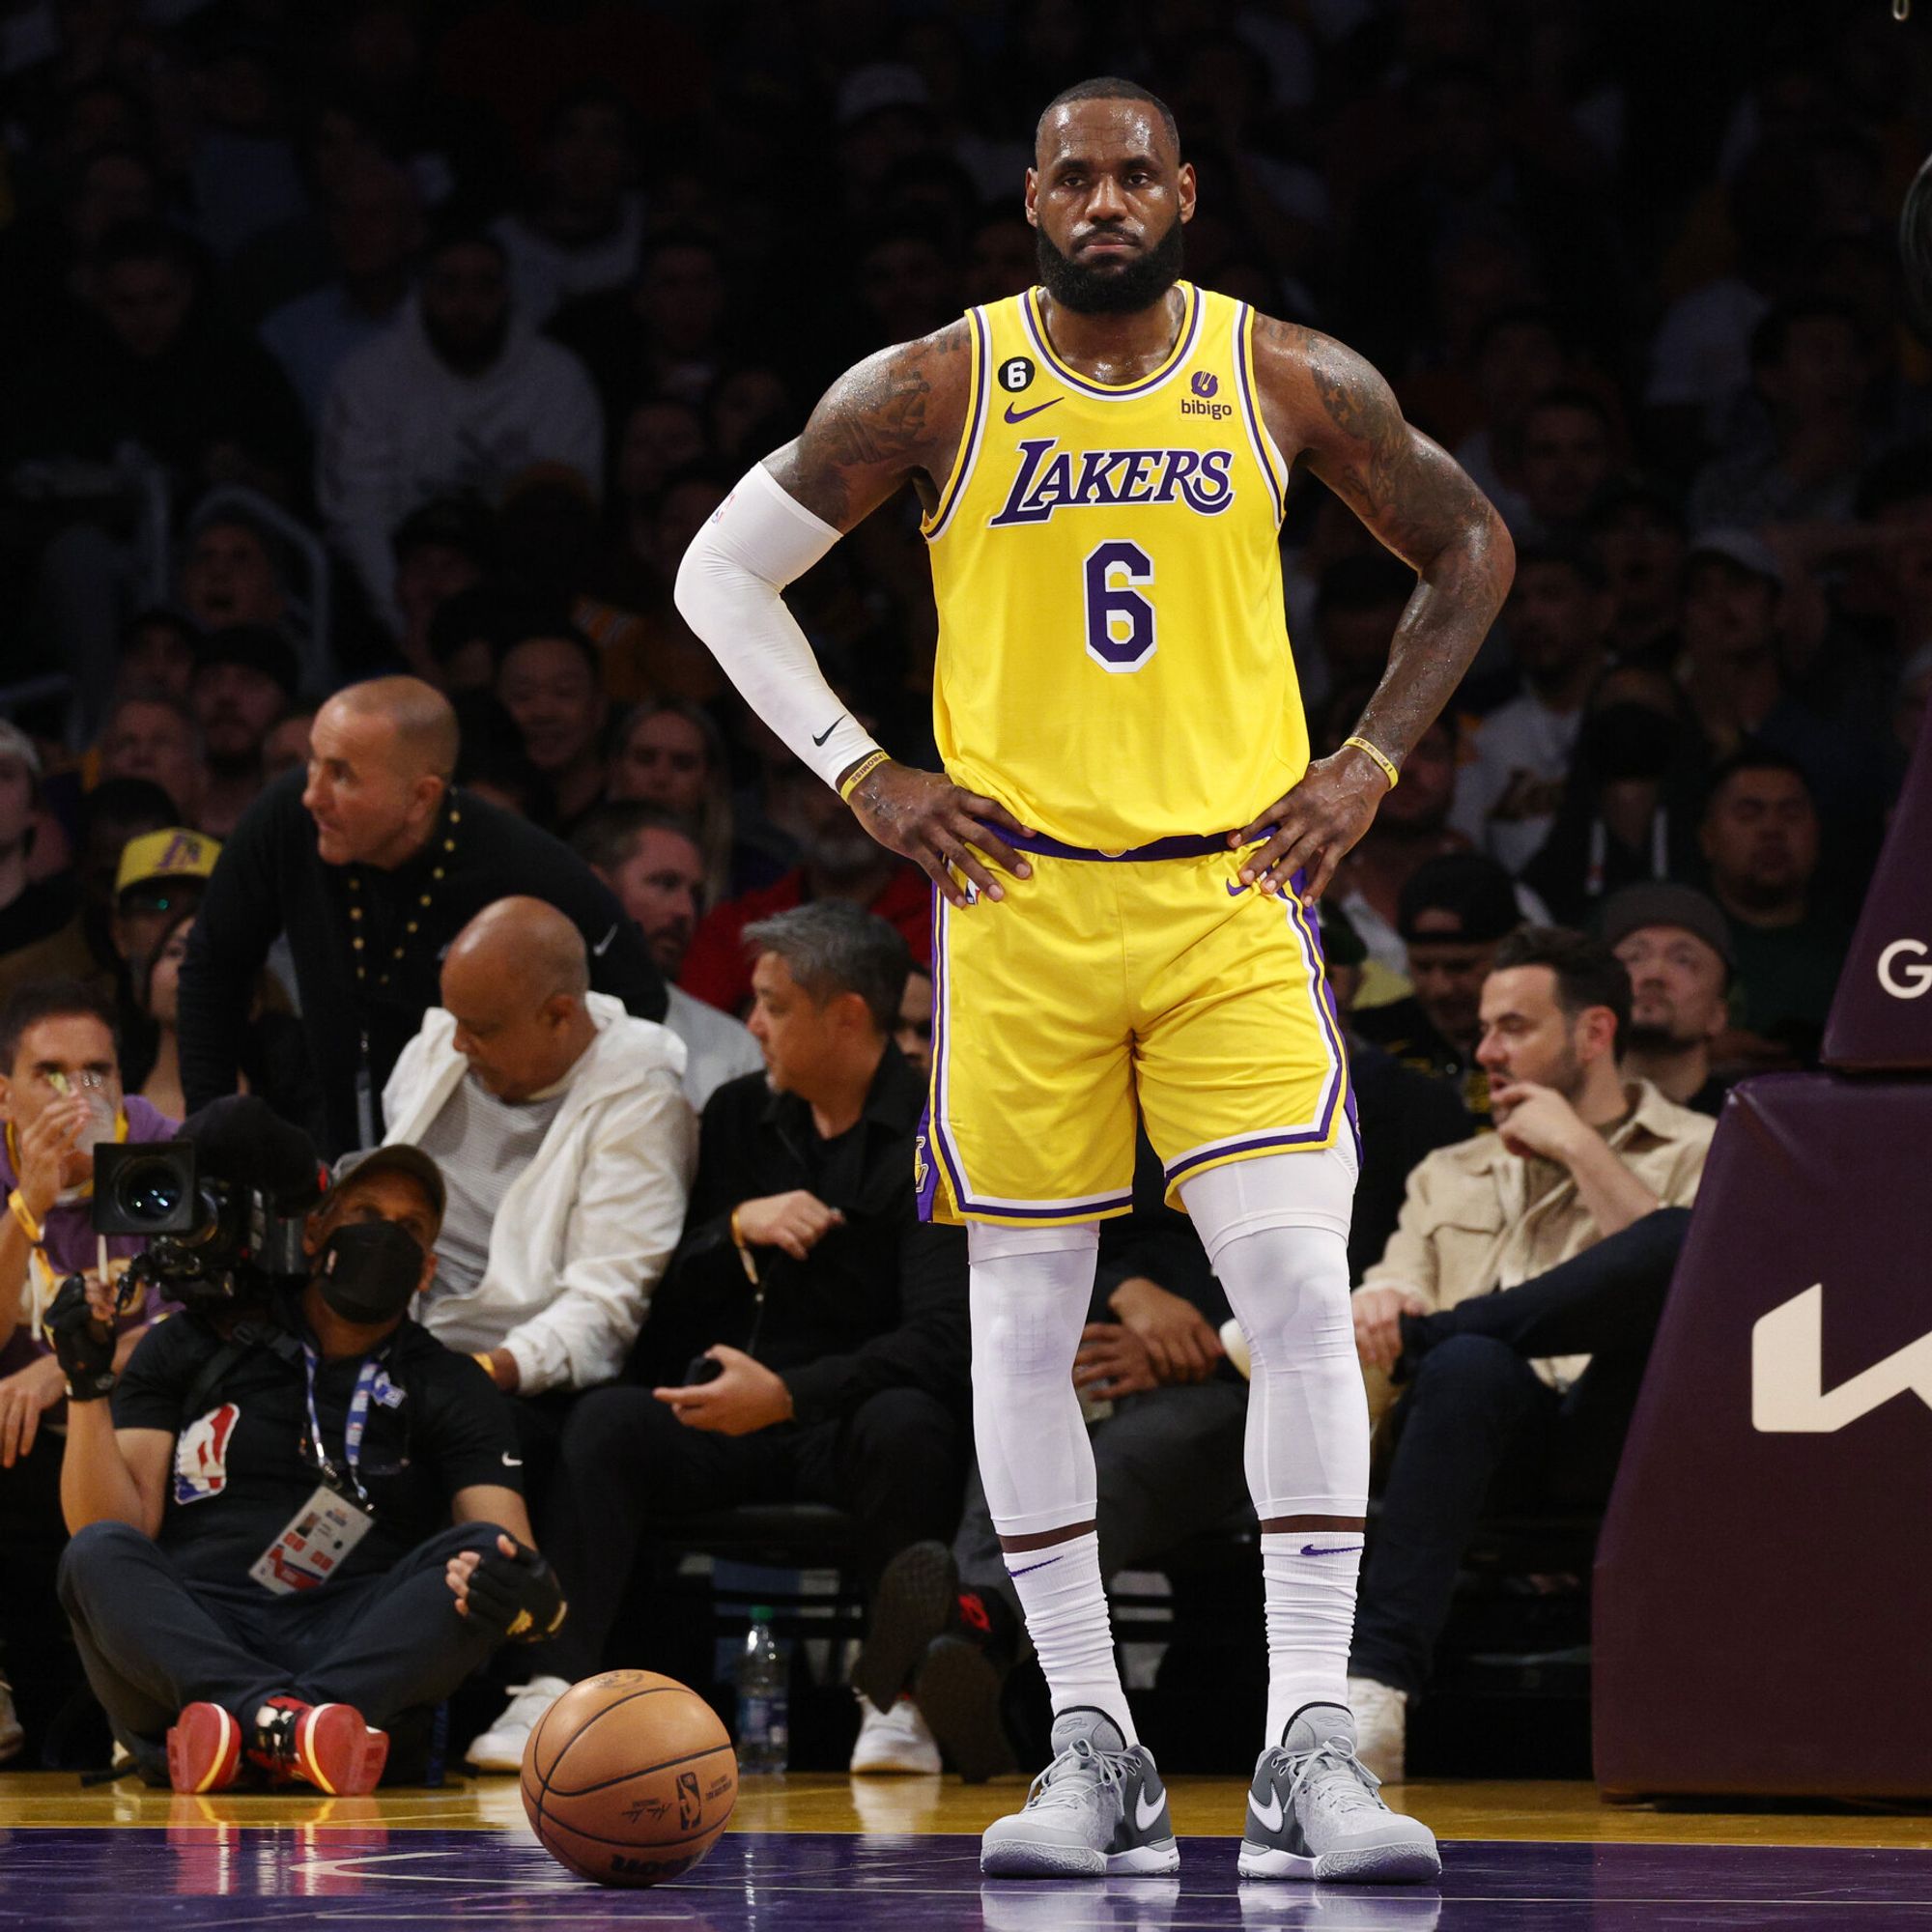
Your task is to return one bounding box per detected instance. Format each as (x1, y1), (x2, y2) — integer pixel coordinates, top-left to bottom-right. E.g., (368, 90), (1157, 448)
(467, 1540), (568, 1642)
(44, 1273), (116, 1402)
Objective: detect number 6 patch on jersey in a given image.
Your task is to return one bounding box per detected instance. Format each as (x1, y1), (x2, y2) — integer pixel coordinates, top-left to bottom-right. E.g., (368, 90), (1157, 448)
(174, 1403), (240, 1504)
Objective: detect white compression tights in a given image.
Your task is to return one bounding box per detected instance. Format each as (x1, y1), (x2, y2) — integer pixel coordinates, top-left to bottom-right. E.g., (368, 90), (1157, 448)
(967, 1220), (1136, 1739)
(1179, 1146), (1371, 1746)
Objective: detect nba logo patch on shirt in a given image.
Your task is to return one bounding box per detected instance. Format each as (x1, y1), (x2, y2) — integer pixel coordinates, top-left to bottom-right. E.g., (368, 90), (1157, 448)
(174, 1403), (240, 1504)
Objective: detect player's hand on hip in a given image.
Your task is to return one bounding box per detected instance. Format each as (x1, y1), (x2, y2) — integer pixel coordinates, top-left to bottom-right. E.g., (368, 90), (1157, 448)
(1072, 1322), (1158, 1400)
(1351, 1285), (1430, 1374)
(1231, 748), (1392, 902)
(1108, 1276), (1224, 1384)
(733, 1190), (844, 1260)
(844, 758), (1033, 908)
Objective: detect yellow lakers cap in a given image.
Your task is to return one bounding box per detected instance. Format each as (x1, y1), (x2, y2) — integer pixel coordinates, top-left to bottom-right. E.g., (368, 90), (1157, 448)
(115, 827), (222, 898)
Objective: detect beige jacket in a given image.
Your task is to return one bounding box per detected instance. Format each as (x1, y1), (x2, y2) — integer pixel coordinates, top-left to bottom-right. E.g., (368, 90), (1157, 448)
(1361, 1080), (1715, 1401)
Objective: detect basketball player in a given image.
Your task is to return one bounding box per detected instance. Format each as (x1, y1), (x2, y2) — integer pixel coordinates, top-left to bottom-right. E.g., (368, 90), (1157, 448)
(676, 80), (1512, 1884)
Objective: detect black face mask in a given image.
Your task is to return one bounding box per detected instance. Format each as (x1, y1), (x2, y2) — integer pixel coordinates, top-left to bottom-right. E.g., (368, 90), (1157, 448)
(1581, 703), (1677, 782)
(316, 1220), (424, 1325)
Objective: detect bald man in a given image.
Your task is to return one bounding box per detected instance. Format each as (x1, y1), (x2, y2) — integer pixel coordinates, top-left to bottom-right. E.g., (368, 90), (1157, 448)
(180, 677), (666, 1156)
(381, 895), (693, 1409)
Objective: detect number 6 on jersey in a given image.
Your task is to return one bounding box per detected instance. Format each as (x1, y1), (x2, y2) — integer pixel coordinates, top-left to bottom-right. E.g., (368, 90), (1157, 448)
(1083, 540), (1156, 673)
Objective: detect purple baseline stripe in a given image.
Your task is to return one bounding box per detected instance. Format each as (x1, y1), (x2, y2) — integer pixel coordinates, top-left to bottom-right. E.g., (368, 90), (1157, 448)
(923, 307), (988, 542)
(1235, 302), (1289, 520)
(1020, 283), (1202, 400)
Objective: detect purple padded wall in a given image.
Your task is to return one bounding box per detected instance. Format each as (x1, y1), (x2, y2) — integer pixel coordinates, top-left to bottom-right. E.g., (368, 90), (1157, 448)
(1593, 1074), (1932, 1799)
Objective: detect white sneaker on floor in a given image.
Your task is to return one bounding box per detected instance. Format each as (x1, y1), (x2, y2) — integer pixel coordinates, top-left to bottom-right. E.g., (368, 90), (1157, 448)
(0, 1673), (22, 1764)
(849, 1692), (942, 1775)
(1346, 1674), (1407, 1781)
(464, 1676), (569, 1774)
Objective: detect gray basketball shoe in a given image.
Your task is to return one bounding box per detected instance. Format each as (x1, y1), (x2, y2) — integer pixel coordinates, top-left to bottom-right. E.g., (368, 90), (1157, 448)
(980, 1707), (1180, 1877)
(1237, 1701), (1440, 1885)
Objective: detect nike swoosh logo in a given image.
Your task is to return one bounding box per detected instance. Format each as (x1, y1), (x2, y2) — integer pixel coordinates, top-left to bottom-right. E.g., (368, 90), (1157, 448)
(501, 1454), (524, 1467)
(1250, 1787), (1285, 1833)
(1008, 1555), (1062, 1578)
(592, 923), (617, 958)
(811, 716), (844, 747)
(1004, 398), (1060, 424)
(1226, 880), (1248, 896)
(1299, 1543), (1360, 1556)
(1134, 1786), (1167, 1833)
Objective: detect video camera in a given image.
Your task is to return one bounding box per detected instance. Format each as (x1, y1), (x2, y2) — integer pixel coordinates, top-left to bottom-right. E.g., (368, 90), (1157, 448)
(91, 1096), (321, 1312)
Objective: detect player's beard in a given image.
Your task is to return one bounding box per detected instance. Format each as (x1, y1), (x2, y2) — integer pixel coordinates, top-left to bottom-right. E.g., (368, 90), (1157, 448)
(1036, 215), (1185, 314)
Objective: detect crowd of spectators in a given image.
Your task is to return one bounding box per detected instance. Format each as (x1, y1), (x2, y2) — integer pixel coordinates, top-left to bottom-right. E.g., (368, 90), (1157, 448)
(0, 0), (1927, 1784)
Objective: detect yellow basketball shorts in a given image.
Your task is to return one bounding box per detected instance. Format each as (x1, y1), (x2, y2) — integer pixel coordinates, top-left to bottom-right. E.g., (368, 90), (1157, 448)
(915, 837), (1354, 1226)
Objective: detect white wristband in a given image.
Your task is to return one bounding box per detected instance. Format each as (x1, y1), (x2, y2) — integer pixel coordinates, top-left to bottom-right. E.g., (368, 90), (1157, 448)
(672, 463), (883, 790)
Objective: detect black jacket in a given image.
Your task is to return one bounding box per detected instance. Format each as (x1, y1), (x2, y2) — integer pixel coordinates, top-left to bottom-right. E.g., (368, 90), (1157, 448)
(638, 1044), (970, 1427)
(179, 773), (666, 1156)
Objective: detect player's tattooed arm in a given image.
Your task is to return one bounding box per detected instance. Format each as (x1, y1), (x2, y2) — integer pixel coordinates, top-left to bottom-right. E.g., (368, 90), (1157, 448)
(1233, 319), (1516, 899)
(763, 319), (974, 531)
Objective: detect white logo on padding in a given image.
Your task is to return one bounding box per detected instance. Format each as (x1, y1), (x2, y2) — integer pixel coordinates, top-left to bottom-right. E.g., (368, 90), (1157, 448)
(1878, 938), (1932, 999)
(1751, 1285), (1932, 1433)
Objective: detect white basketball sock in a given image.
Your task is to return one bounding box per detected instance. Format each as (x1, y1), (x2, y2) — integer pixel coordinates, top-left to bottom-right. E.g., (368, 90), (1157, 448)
(968, 1221), (1136, 1744)
(1180, 1149), (1368, 1748)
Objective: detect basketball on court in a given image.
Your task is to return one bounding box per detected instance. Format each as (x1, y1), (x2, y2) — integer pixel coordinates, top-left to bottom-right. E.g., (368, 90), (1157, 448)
(520, 1670), (738, 1889)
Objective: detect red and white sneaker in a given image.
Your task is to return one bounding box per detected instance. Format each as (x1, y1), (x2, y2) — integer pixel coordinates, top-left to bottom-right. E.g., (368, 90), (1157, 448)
(167, 1702), (244, 1794)
(248, 1697), (389, 1796)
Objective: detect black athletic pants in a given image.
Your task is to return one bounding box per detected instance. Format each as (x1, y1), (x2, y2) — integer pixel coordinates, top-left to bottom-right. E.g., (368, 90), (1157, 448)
(1350, 1208), (1692, 1697)
(58, 1520), (509, 1782)
(528, 1385), (968, 1684)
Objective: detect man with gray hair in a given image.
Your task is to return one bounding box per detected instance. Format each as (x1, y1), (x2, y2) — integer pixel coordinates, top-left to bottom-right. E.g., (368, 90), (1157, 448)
(464, 901), (971, 1776)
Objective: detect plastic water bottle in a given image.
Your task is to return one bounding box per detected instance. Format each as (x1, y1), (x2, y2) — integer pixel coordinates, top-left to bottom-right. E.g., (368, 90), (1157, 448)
(735, 1607), (788, 1774)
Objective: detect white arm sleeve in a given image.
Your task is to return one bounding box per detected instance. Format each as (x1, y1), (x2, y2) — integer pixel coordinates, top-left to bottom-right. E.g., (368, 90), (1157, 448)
(672, 462), (883, 790)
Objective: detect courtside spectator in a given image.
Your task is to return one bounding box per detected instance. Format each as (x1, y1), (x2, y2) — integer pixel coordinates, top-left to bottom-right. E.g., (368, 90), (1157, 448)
(52, 1105), (557, 1791)
(1602, 883), (1735, 1115)
(190, 628), (300, 838)
(0, 980), (176, 1761)
(496, 625), (608, 835)
(1520, 665), (1709, 928)
(0, 724), (91, 1005)
(1354, 853), (1524, 1125)
(70, 783), (181, 980)
(109, 829), (219, 990)
(1452, 545), (1614, 873)
(1696, 751), (1849, 1071)
(393, 499), (495, 687)
(114, 611), (198, 705)
(259, 156), (424, 423)
(179, 677), (665, 1157)
(571, 805), (761, 1111)
(465, 904), (968, 1776)
(680, 766), (931, 1018)
(178, 514), (292, 638)
(1516, 389), (1620, 542)
(1347, 928), (1715, 1777)
(491, 86), (644, 326)
(318, 224), (603, 637)
(895, 962), (933, 1077)
(608, 701), (786, 906)
(94, 692), (207, 831)
(1585, 478), (1687, 673)
(382, 898), (693, 1426)
(262, 710), (316, 781)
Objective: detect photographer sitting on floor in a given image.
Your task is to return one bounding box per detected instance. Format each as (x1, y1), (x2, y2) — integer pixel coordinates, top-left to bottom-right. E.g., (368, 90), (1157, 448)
(49, 1097), (564, 1794)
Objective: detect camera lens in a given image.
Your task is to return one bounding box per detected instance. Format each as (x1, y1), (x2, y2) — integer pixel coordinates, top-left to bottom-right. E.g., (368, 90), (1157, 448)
(125, 1173), (185, 1221)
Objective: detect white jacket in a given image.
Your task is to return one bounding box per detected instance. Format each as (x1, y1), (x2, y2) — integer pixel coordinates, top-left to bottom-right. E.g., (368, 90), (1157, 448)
(382, 993), (696, 1395)
(317, 296), (605, 632)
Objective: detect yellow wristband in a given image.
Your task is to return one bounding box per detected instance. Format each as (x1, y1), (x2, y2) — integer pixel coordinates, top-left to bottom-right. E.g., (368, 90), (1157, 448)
(1343, 734), (1401, 789)
(8, 1190), (43, 1245)
(838, 751), (891, 802)
(472, 1351), (497, 1377)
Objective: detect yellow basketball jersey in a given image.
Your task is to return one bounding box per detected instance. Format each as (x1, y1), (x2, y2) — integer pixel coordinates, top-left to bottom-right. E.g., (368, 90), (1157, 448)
(924, 281), (1305, 852)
